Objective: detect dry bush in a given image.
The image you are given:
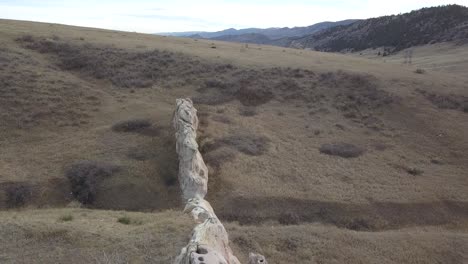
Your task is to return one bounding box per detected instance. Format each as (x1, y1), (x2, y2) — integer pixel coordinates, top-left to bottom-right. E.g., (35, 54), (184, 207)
(202, 132), (270, 157)
(278, 212), (301, 225)
(414, 68), (426, 74)
(126, 148), (154, 161)
(204, 78), (229, 89)
(111, 119), (159, 136)
(59, 215), (74, 222)
(319, 143), (365, 158)
(220, 134), (270, 156)
(5, 182), (33, 208)
(65, 161), (119, 205)
(211, 115), (232, 124)
(15, 34), (34, 43)
(204, 147), (237, 169)
(117, 216), (142, 225)
(276, 79), (301, 91)
(417, 89), (468, 112)
(236, 86), (274, 106)
(17, 36), (395, 115)
(406, 167), (424, 176)
(17, 36), (209, 89)
(239, 107), (257, 117)
(192, 94), (234, 106)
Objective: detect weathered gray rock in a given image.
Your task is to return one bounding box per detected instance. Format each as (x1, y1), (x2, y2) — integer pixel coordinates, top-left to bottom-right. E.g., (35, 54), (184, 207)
(173, 98), (267, 264)
(173, 98), (208, 200)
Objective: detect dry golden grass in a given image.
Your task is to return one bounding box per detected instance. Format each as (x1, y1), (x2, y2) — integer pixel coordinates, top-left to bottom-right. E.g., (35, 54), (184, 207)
(355, 42), (468, 77)
(0, 209), (466, 263)
(0, 19), (467, 263)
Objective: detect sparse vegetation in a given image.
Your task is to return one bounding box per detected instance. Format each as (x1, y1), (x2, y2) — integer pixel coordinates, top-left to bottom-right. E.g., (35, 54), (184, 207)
(59, 214), (73, 222)
(204, 147), (237, 169)
(239, 107), (257, 116)
(204, 134), (270, 156)
(65, 161), (119, 205)
(211, 115), (232, 124)
(319, 143), (365, 158)
(278, 212), (300, 225)
(111, 118), (160, 136)
(117, 216), (131, 225)
(117, 216), (142, 225)
(111, 118), (151, 132)
(414, 68), (426, 74)
(405, 167), (424, 176)
(417, 89), (468, 112)
(126, 148), (153, 161)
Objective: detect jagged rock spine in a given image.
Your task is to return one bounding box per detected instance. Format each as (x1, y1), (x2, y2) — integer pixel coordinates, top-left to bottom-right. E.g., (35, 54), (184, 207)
(173, 98), (266, 264)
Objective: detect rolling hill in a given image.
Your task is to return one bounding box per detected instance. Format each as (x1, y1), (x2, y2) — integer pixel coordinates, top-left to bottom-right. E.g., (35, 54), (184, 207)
(0, 18), (467, 263)
(289, 4), (468, 52)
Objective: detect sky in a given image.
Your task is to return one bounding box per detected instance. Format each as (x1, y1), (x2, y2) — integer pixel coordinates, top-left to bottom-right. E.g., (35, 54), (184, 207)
(0, 0), (466, 33)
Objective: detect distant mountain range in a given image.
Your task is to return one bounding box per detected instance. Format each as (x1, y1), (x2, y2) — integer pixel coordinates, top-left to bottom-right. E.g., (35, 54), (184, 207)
(158, 19), (359, 41)
(158, 5), (468, 53)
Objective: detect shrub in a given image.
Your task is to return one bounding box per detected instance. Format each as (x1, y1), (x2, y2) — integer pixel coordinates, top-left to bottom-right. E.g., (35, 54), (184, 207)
(278, 212), (300, 225)
(239, 107), (257, 117)
(416, 89), (468, 111)
(276, 79), (301, 91)
(117, 216), (142, 225)
(204, 79), (228, 89)
(204, 148), (236, 169)
(112, 119), (151, 133)
(345, 218), (371, 231)
(59, 215), (73, 222)
(406, 167), (423, 175)
(126, 148), (153, 161)
(117, 216), (131, 225)
(236, 86), (274, 106)
(5, 182), (32, 208)
(15, 35), (34, 43)
(211, 115), (231, 124)
(192, 94), (234, 106)
(414, 68), (426, 74)
(319, 143), (365, 158)
(65, 160), (119, 205)
(220, 134), (270, 156)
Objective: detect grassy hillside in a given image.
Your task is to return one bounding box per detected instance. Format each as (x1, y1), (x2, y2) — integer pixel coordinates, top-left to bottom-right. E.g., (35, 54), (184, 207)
(0, 19), (467, 263)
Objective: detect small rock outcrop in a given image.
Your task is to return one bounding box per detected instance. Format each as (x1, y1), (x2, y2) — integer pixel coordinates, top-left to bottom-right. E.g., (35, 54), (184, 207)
(173, 98), (267, 264)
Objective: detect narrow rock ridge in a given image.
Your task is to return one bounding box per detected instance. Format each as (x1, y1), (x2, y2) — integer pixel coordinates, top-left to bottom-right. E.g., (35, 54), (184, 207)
(173, 99), (267, 264)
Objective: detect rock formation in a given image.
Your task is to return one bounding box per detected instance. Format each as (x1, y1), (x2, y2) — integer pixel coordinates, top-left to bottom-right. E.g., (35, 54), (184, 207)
(173, 98), (267, 264)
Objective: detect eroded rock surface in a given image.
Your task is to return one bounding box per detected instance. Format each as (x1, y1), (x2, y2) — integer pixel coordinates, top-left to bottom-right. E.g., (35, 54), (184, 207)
(173, 98), (266, 264)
